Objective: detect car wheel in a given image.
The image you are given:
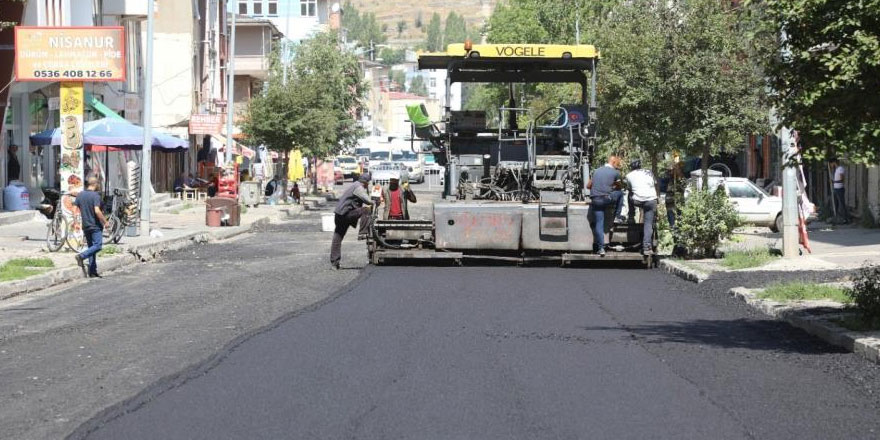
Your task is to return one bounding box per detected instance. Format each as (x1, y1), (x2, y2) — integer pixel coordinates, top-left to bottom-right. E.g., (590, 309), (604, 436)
(770, 213), (782, 233)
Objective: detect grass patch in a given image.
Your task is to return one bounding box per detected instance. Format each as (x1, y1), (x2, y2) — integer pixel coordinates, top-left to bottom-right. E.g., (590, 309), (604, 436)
(720, 248), (777, 270)
(832, 315), (880, 332)
(99, 245), (120, 256)
(758, 282), (851, 303)
(5, 257), (54, 268)
(0, 257), (55, 282)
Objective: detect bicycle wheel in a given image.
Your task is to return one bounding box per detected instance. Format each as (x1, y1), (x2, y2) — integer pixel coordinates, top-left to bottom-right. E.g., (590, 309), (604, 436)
(104, 215), (119, 240)
(65, 224), (86, 253)
(46, 214), (66, 252)
(111, 218), (125, 244)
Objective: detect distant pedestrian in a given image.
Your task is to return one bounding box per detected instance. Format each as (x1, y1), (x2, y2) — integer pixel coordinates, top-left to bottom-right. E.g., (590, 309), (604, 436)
(330, 173), (374, 270)
(291, 182), (301, 204)
(381, 176), (416, 220)
(625, 160), (658, 255)
(830, 158), (849, 223)
(7, 144), (20, 183)
(74, 176), (107, 278)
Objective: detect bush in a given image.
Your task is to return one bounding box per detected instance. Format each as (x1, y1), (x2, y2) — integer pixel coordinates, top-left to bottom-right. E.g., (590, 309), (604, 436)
(847, 265), (880, 322)
(673, 188), (741, 258)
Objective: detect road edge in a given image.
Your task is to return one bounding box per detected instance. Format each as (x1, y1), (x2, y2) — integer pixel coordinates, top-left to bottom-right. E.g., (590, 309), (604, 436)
(659, 258), (709, 283)
(729, 286), (880, 364)
(0, 217), (271, 302)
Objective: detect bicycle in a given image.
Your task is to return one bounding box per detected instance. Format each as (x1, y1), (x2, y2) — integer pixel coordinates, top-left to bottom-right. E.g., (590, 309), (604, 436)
(103, 188), (132, 244)
(45, 197), (67, 252)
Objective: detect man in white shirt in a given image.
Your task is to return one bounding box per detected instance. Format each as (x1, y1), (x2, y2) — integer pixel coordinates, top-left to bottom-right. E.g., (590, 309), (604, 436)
(830, 158), (849, 223)
(625, 160), (658, 255)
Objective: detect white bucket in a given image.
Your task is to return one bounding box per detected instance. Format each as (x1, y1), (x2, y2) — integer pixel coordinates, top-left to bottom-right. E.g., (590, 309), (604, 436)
(321, 213), (335, 232)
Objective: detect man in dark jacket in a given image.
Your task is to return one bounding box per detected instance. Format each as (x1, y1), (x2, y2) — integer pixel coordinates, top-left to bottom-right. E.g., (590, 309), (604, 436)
(7, 145), (21, 182)
(330, 172), (373, 269)
(381, 176), (417, 220)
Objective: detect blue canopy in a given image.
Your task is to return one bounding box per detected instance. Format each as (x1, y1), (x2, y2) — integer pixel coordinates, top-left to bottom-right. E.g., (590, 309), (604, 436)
(29, 117), (189, 150)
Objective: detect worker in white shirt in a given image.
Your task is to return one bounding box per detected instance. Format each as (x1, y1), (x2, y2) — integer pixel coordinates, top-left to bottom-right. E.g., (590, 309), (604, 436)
(625, 160), (658, 255)
(830, 158), (849, 224)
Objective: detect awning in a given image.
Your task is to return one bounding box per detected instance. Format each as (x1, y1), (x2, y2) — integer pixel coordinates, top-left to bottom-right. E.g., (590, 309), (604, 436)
(212, 134), (256, 159)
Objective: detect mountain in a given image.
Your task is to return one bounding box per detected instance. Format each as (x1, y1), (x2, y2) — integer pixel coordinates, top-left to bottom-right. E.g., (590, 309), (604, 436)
(348, 0), (499, 46)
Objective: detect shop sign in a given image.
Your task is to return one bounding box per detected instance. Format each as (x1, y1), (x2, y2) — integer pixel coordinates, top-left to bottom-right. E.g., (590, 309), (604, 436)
(189, 113), (225, 135)
(59, 81), (85, 249)
(14, 26), (126, 82)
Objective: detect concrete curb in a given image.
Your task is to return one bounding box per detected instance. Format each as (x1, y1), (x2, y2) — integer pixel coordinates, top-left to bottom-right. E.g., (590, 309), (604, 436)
(659, 258), (709, 283)
(0, 216), (271, 301)
(729, 286), (880, 364)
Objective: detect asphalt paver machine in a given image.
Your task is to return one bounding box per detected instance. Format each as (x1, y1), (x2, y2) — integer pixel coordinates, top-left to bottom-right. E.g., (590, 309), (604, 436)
(368, 43), (655, 267)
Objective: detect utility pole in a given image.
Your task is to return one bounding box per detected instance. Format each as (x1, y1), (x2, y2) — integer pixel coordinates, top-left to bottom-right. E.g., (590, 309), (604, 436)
(780, 126), (799, 257)
(140, 0), (155, 236)
(225, 8), (237, 164)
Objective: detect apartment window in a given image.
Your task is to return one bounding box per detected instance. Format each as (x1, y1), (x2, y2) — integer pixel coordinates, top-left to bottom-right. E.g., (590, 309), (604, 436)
(301, 0), (316, 17)
(238, 1), (248, 14)
(253, 1), (263, 15)
(429, 78), (436, 88)
(268, 1), (278, 16)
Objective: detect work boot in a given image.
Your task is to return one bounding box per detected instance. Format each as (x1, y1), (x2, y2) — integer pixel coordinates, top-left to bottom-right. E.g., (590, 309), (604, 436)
(89, 272), (102, 278)
(613, 215), (627, 224)
(74, 254), (87, 277)
(642, 247), (654, 256)
(597, 247), (606, 257)
(331, 262), (340, 271)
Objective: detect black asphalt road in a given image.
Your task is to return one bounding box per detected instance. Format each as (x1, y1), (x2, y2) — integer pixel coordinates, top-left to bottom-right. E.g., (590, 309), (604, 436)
(79, 265), (880, 439)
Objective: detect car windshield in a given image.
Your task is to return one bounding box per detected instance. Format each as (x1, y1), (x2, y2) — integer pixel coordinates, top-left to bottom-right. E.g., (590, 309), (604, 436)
(370, 151), (389, 160)
(424, 154), (435, 164)
(337, 157), (356, 164)
(392, 151), (418, 161)
(355, 148), (370, 156)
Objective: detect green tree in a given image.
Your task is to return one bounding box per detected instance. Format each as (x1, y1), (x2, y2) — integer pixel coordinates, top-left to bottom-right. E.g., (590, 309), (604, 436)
(444, 12), (468, 46)
(426, 13), (443, 51)
(409, 75), (428, 97)
(396, 20), (407, 37)
(672, 0), (768, 185)
(747, 0), (880, 163)
(378, 47), (406, 66)
(389, 69), (407, 92)
(241, 32), (367, 162)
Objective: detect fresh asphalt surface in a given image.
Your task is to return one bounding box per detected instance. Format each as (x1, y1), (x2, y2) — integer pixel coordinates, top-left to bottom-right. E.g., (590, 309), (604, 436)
(81, 269), (880, 437)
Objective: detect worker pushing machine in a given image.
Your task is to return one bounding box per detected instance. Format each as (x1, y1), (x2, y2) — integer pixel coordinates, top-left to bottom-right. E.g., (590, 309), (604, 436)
(330, 172), (373, 270)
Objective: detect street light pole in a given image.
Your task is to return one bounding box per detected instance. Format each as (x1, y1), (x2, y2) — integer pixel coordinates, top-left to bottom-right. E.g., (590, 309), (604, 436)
(140, 0), (155, 236)
(225, 9), (236, 164)
(780, 127), (799, 257)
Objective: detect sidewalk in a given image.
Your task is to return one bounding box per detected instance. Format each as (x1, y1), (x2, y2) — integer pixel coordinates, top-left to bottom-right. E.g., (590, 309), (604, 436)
(0, 203), (293, 300)
(662, 223), (880, 278)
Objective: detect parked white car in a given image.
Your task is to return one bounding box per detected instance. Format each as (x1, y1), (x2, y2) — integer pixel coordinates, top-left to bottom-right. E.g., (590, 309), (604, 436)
(687, 176), (814, 232)
(370, 161), (408, 186)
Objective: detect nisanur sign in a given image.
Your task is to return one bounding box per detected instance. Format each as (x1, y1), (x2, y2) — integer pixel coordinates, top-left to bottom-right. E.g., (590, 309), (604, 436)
(14, 27), (126, 82)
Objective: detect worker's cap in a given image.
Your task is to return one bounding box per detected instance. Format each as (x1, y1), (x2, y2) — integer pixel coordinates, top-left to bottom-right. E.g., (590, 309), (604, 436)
(358, 172), (371, 183)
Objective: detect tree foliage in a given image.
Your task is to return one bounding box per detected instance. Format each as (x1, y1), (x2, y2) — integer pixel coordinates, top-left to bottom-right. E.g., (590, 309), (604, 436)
(746, 0), (880, 163)
(241, 32), (366, 159)
(341, 1), (387, 48)
(408, 75), (428, 97)
(426, 13), (443, 52)
(443, 12), (468, 46)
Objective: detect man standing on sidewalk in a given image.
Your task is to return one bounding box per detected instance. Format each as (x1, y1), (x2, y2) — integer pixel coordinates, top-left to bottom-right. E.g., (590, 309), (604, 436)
(74, 176), (107, 278)
(830, 158), (849, 224)
(330, 172), (373, 270)
(625, 160), (658, 255)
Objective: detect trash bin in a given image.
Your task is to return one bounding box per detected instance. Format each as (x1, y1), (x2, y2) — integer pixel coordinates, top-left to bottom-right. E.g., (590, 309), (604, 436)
(206, 208), (222, 227)
(206, 197), (241, 226)
(239, 181), (260, 207)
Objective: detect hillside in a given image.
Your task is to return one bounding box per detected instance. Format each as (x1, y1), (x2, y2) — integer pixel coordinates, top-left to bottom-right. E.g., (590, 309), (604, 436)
(349, 0), (499, 46)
